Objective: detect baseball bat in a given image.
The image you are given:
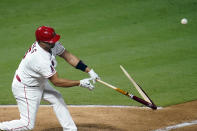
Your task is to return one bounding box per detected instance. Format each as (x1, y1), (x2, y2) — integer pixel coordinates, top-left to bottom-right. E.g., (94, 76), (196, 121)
(120, 65), (157, 108)
(96, 79), (157, 110)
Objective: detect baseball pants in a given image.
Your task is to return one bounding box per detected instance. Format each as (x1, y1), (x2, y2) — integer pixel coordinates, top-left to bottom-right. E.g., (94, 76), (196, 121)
(0, 76), (77, 131)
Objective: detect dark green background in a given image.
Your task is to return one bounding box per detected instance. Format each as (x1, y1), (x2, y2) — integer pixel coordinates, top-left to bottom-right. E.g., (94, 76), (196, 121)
(0, 0), (196, 107)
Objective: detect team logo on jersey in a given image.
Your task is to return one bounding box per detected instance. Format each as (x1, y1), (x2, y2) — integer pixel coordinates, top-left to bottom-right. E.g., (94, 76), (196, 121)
(50, 65), (55, 73)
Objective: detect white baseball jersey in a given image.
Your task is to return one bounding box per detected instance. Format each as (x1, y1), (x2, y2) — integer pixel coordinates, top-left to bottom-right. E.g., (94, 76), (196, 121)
(0, 41), (77, 131)
(16, 41), (65, 87)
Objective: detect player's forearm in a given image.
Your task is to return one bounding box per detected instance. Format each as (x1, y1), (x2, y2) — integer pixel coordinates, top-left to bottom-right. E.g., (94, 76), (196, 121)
(66, 55), (79, 67)
(49, 72), (80, 87)
(60, 50), (79, 67)
(52, 78), (80, 87)
(60, 50), (90, 73)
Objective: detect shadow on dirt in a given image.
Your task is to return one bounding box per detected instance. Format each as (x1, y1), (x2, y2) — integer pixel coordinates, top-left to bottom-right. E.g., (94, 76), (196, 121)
(41, 123), (124, 131)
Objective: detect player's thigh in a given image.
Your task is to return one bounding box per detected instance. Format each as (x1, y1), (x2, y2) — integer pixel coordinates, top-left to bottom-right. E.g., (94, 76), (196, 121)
(42, 81), (64, 104)
(12, 83), (43, 122)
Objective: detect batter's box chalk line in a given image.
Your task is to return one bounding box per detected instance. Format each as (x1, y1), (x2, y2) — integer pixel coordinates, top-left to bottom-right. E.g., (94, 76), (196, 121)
(0, 105), (163, 109)
(153, 120), (197, 131)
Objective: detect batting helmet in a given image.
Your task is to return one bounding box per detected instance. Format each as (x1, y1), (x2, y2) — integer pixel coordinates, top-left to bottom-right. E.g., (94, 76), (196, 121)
(35, 26), (60, 44)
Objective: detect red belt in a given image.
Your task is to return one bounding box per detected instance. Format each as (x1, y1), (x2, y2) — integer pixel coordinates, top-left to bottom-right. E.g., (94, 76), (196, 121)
(16, 74), (21, 82)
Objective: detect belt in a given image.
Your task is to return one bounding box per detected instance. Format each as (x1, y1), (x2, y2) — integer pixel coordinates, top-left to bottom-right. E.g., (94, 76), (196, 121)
(16, 74), (38, 87)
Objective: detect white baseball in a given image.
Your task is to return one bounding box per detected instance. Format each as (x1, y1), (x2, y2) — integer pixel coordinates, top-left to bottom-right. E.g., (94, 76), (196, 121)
(181, 18), (188, 24)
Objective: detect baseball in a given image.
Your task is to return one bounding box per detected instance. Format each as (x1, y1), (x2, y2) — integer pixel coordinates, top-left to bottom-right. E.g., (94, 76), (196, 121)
(181, 18), (188, 24)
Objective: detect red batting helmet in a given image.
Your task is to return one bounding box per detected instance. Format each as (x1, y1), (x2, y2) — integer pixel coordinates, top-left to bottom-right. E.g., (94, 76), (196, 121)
(35, 26), (60, 44)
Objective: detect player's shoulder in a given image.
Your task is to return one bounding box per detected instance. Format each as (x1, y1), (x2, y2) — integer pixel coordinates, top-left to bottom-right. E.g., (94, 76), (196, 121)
(30, 44), (51, 63)
(32, 54), (51, 71)
(36, 52), (51, 64)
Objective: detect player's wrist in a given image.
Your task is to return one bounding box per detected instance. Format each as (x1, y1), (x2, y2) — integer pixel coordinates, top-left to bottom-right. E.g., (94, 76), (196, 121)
(75, 60), (88, 72)
(85, 67), (91, 73)
(77, 80), (80, 86)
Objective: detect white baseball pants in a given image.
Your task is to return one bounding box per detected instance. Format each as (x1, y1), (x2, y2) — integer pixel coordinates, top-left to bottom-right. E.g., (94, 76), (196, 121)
(0, 76), (77, 131)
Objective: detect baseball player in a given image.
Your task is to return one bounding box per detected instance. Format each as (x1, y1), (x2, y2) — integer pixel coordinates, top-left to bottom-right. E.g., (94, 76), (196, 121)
(0, 26), (100, 131)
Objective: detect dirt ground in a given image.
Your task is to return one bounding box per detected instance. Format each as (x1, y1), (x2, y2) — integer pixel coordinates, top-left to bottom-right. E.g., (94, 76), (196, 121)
(0, 101), (197, 131)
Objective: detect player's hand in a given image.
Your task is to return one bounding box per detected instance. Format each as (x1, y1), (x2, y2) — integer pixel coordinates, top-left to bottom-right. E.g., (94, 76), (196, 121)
(88, 69), (100, 84)
(79, 78), (94, 90)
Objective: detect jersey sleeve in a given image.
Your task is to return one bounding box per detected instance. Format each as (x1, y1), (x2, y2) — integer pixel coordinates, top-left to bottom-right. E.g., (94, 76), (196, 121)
(52, 42), (65, 56)
(38, 60), (56, 78)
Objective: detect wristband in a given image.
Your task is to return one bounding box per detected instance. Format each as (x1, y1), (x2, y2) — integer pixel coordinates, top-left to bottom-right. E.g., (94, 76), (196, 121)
(76, 60), (87, 72)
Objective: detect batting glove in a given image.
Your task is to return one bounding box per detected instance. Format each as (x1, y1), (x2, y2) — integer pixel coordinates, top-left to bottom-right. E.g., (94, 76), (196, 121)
(88, 69), (100, 84)
(79, 78), (94, 90)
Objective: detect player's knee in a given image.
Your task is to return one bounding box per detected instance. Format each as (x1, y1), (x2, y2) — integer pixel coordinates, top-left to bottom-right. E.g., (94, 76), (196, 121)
(54, 92), (65, 103)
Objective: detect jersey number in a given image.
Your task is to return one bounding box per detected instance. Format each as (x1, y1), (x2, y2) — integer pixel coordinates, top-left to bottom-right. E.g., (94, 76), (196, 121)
(23, 43), (37, 59)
